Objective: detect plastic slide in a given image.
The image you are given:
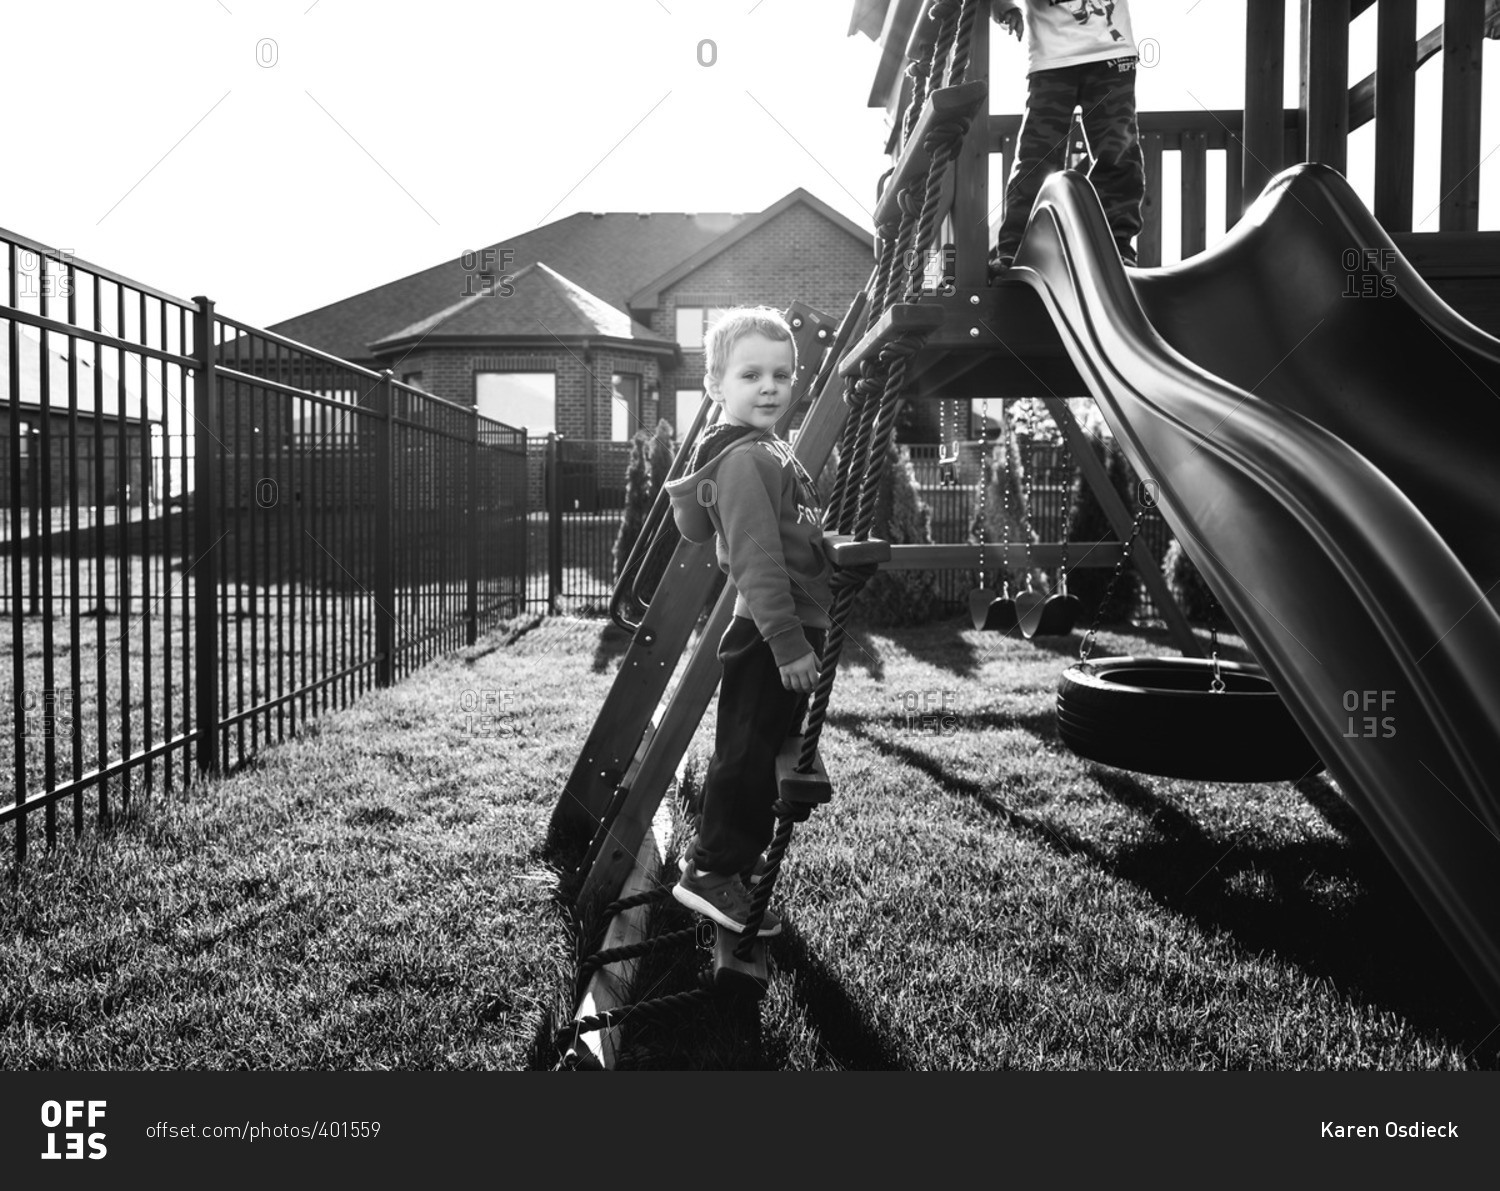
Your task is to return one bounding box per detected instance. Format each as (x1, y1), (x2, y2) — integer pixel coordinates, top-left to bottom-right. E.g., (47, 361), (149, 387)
(1009, 163), (1500, 1014)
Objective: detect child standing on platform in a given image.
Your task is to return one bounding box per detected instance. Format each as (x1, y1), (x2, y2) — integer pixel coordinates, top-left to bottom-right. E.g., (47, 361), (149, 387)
(665, 307), (833, 937)
(990, 0), (1145, 271)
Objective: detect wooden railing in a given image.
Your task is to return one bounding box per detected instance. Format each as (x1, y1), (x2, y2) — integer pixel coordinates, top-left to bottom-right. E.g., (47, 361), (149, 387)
(989, 110), (1302, 270)
(872, 0), (1498, 278)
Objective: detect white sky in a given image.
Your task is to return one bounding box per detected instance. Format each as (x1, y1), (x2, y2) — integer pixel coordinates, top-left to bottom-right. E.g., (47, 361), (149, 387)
(3, 0), (1497, 328)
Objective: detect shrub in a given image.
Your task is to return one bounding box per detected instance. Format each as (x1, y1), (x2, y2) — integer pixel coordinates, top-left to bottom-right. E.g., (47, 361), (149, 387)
(647, 418), (676, 496)
(1162, 539), (1233, 627)
(852, 439), (941, 626)
(1066, 424), (1141, 623)
(612, 430), (651, 579)
(968, 423), (1045, 600)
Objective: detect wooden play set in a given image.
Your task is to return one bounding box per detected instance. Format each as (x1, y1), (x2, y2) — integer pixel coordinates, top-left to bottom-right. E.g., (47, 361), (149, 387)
(549, 1), (1500, 1067)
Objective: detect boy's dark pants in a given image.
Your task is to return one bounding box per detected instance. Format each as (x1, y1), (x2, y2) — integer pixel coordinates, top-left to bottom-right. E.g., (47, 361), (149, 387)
(996, 57), (1144, 260)
(690, 616), (827, 877)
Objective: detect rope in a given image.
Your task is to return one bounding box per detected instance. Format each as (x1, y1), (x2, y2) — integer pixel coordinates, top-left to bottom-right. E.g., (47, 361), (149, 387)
(946, 0), (979, 87)
(576, 924), (698, 995)
(732, 798), (813, 960)
(556, 985), (718, 1056)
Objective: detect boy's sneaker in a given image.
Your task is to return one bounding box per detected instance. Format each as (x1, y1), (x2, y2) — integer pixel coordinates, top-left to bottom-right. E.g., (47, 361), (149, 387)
(678, 844), (769, 886)
(987, 247), (1015, 280)
(1118, 243), (1138, 268)
(673, 867), (782, 937)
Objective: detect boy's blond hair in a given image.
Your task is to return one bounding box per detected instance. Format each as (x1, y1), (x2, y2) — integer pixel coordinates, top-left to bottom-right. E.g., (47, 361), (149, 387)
(702, 306), (797, 384)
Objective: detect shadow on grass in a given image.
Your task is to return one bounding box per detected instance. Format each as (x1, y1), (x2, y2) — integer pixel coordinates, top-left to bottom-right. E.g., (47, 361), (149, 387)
(762, 925), (907, 1071)
(590, 621), (635, 673)
(837, 719), (1499, 1062)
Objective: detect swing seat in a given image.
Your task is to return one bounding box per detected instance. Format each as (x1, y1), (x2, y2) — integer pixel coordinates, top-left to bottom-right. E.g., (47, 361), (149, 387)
(969, 589), (1019, 632)
(1030, 593), (1081, 638)
(1015, 591), (1048, 637)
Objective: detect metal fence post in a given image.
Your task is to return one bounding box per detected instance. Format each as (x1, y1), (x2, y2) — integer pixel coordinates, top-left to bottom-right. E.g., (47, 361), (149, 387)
(466, 408), (479, 646)
(545, 432), (562, 615)
(374, 371), (395, 686)
(190, 296), (220, 773)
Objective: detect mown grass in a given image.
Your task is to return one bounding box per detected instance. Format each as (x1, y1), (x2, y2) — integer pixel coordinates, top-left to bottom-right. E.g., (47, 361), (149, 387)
(3, 614), (1496, 1071)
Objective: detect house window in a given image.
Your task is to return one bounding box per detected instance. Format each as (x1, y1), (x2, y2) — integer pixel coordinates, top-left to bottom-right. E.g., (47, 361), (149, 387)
(610, 374), (642, 441)
(675, 389), (705, 436)
(294, 391), (360, 446)
(676, 305), (733, 351)
(476, 371), (556, 434)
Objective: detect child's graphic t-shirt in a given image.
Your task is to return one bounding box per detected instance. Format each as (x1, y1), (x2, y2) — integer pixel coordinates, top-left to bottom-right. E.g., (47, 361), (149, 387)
(998, 1), (1138, 75)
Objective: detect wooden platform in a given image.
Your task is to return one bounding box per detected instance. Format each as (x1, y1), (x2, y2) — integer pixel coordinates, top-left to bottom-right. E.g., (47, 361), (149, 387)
(839, 282), (1086, 399)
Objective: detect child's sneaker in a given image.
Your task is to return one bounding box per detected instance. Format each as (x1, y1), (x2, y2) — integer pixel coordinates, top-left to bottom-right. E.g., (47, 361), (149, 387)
(678, 843), (769, 886)
(673, 867), (782, 937)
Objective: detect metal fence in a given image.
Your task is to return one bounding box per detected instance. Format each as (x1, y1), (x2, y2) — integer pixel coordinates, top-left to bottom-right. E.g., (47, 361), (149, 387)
(2, 228), (527, 862)
(523, 436), (636, 616)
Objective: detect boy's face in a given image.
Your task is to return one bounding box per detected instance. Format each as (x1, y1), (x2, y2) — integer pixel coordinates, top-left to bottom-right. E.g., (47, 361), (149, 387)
(708, 333), (795, 431)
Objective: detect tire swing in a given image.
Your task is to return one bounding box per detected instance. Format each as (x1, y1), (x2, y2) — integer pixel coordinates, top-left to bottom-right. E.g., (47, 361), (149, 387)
(1055, 504), (1324, 783)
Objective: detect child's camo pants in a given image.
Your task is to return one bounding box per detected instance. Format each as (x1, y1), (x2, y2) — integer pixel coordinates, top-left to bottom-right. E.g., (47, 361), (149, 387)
(690, 615), (827, 878)
(995, 56), (1144, 260)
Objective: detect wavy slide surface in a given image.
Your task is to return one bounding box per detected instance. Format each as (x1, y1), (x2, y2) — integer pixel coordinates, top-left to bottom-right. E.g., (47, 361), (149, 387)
(1011, 164), (1500, 1014)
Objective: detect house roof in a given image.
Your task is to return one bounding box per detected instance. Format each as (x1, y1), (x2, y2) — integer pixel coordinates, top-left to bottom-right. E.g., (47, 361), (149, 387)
(0, 325), (166, 422)
(627, 188), (874, 310)
(369, 262), (673, 352)
(268, 189), (877, 364)
(268, 210), (748, 363)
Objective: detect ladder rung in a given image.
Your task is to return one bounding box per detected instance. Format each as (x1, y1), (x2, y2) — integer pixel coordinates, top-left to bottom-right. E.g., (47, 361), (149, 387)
(874, 81), (989, 229)
(713, 927), (768, 995)
(838, 303), (948, 378)
(776, 736), (832, 805)
(823, 534), (893, 567)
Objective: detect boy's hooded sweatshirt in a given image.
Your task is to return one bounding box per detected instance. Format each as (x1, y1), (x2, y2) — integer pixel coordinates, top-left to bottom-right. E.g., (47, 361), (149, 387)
(665, 429), (832, 666)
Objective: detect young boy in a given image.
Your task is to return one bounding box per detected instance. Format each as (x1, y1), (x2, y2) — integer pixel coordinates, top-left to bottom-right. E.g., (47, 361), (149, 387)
(990, 0), (1144, 272)
(664, 307), (833, 937)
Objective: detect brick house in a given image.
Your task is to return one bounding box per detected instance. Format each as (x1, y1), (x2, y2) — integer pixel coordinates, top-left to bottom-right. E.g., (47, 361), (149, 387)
(268, 188), (873, 444)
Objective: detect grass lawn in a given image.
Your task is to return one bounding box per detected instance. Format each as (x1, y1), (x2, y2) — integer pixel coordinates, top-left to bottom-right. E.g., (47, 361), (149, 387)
(2, 613), (1495, 1071)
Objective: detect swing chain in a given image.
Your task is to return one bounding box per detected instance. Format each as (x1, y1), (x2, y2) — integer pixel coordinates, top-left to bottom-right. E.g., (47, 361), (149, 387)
(1078, 502), (1145, 666)
(999, 404), (1011, 599)
(975, 398), (988, 586)
(1056, 438), (1074, 597)
(1208, 592), (1226, 693)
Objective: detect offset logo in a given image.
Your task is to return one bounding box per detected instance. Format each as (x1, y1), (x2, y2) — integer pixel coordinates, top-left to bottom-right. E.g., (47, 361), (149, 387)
(41, 1100), (107, 1160)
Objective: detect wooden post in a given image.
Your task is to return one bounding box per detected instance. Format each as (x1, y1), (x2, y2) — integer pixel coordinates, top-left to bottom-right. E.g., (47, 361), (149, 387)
(1439, 0), (1484, 232)
(952, 4), (990, 289)
(1375, 0), (1417, 231)
(569, 824), (665, 1068)
(1225, 124), (1244, 228)
(191, 296), (220, 773)
(1140, 130), (1163, 265)
(1181, 130), (1207, 259)
(1243, 1), (1286, 211)
(1301, 0), (1350, 174)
